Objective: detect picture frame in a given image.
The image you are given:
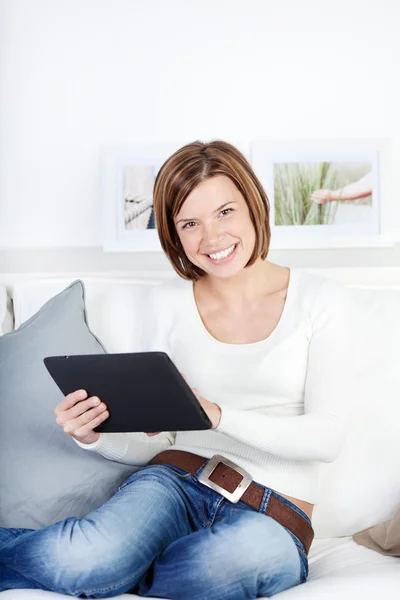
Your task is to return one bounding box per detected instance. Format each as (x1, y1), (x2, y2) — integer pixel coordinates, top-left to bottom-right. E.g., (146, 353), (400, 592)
(250, 138), (394, 249)
(101, 142), (181, 252)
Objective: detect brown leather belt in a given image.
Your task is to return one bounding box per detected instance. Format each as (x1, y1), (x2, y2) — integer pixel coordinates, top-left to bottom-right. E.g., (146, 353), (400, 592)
(150, 450), (314, 555)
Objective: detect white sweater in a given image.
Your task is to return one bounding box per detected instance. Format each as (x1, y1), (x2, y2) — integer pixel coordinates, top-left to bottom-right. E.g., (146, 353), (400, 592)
(75, 270), (351, 504)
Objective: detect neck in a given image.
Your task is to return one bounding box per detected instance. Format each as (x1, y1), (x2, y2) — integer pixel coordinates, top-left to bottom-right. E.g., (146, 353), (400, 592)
(197, 259), (276, 305)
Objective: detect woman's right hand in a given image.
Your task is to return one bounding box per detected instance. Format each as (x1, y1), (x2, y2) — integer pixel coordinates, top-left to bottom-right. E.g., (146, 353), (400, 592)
(310, 189), (332, 205)
(54, 390), (109, 445)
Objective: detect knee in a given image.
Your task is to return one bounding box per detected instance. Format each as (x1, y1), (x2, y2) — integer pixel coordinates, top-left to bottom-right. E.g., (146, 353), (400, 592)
(185, 515), (302, 596)
(230, 516), (303, 596)
(49, 519), (141, 596)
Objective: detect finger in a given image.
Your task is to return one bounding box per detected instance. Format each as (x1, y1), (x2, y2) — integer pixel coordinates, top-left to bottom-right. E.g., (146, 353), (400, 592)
(55, 397), (104, 426)
(146, 432), (161, 436)
(55, 389), (87, 414)
(63, 404), (108, 434)
(311, 196), (324, 205)
(67, 397), (103, 420)
(71, 411), (110, 439)
(182, 374), (197, 393)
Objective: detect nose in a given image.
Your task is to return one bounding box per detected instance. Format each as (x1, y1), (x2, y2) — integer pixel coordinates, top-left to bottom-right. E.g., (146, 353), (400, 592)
(202, 220), (224, 248)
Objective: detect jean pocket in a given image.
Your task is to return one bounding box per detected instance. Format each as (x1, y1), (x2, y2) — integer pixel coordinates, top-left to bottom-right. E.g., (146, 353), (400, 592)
(142, 463), (193, 480)
(285, 529), (309, 581)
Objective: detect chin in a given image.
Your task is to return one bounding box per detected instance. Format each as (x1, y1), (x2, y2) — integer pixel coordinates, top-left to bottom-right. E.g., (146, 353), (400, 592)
(200, 261), (249, 280)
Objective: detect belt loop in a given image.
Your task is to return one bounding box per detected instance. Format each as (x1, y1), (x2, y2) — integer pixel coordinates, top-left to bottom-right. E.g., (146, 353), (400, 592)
(260, 486), (272, 514)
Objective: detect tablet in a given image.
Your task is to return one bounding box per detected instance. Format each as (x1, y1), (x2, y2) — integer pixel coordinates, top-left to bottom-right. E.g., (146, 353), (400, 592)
(43, 352), (212, 433)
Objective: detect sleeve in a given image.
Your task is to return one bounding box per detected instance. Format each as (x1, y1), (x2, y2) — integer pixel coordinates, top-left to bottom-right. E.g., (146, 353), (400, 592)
(73, 283), (178, 465)
(215, 279), (351, 463)
(73, 431), (175, 465)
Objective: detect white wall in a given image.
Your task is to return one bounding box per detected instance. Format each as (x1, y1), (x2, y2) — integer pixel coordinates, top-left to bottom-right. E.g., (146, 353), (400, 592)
(1, 0), (399, 272)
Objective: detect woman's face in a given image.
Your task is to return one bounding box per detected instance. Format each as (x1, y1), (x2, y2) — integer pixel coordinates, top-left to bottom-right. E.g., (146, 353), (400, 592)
(174, 175), (257, 280)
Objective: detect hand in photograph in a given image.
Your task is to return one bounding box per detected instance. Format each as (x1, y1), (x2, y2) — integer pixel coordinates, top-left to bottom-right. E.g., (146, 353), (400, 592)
(310, 172), (373, 204)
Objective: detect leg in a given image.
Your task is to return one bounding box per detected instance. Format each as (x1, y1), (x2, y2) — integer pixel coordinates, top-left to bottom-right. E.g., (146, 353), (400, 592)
(0, 528), (44, 591)
(137, 505), (306, 600)
(0, 528), (35, 550)
(0, 466), (194, 598)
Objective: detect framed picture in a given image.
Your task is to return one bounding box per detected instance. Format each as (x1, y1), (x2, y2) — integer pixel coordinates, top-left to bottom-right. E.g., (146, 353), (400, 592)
(250, 139), (393, 249)
(101, 142), (182, 252)
(102, 140), (251, 252)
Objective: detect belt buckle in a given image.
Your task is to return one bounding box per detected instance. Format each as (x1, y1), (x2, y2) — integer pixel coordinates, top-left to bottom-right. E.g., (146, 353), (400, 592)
(197, 454), (253, 504)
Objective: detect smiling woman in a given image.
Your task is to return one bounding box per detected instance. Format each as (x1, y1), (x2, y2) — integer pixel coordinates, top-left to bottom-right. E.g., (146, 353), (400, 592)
(173, 176), (257, 276)
(1, 140), (352, 600)
(153, 140), (271, 281)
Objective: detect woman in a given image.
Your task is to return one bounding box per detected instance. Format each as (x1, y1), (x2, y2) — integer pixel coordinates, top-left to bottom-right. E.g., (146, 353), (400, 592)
(0, 140), (350, 599)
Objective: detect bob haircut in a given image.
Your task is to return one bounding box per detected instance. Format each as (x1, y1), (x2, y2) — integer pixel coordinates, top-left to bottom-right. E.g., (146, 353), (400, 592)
(153, 140), (271, 281)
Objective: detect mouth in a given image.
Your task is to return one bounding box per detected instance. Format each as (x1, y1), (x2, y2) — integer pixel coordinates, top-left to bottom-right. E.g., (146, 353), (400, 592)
(205, 243), (238, 264)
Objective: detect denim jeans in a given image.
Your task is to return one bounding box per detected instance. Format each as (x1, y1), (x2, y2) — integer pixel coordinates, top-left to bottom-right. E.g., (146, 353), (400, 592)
(0, 462), (310, 599)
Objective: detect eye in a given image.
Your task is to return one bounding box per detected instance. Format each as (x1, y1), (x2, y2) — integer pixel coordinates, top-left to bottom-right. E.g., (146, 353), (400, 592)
(220, 208), (234, 217)
(182, 221), (196, 230)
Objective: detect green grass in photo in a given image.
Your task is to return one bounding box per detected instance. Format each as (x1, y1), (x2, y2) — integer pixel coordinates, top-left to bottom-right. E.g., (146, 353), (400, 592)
(274, 162), (340, 226)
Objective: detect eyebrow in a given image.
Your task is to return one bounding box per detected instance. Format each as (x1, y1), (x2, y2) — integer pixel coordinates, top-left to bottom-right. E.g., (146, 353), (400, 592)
(176, 201), (237, 224)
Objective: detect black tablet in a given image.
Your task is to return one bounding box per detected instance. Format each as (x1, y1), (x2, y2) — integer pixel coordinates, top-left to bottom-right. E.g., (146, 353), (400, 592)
(43, 352), (212, 433)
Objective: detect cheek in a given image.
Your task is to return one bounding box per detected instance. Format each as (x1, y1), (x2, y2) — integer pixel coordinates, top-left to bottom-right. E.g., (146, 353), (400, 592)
(178, 231), (198, 257)
(249, 223), (257, 242)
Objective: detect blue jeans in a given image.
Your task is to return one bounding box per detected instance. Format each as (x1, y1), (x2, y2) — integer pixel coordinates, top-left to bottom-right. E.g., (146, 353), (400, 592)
(0, 462), (310, 599)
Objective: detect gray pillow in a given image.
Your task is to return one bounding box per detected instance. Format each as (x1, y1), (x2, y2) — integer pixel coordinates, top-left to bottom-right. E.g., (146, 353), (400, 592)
(0, 279), (137, 528)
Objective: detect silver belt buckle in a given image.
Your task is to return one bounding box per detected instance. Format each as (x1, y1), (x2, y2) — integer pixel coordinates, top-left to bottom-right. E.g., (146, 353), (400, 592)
(197, 454), (253, 504)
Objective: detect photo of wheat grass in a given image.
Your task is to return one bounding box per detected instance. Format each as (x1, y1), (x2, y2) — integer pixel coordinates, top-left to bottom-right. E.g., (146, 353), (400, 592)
(273, 161), (373, 226)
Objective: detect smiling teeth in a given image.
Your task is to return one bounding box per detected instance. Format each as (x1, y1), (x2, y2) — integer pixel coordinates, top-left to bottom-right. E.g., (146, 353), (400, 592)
(208, 244), (236, 261)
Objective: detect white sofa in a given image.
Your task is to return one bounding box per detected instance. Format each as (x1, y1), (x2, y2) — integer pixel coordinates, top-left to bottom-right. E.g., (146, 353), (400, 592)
(1, 267), (399, 600)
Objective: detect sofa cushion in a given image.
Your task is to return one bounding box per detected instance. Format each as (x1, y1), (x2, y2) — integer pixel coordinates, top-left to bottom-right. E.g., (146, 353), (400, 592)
(313, 286), (400, 538)
(11, 277), (163, 353)
(0, 285), (13, 335)
(0, 280), (137, 528)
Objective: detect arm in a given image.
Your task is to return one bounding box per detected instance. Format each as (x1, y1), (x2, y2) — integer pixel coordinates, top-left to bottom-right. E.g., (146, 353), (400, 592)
(74, 431), (175, 465)
(311, 172), (373, 204)
(214, 280), (351, 463)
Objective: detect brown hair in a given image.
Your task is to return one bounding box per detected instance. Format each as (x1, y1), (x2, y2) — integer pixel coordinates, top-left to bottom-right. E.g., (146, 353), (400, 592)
(153, 140), (271, 281)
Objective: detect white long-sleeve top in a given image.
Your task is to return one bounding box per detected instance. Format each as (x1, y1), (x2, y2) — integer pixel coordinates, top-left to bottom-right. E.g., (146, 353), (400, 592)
(75, 270), (352, 503)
